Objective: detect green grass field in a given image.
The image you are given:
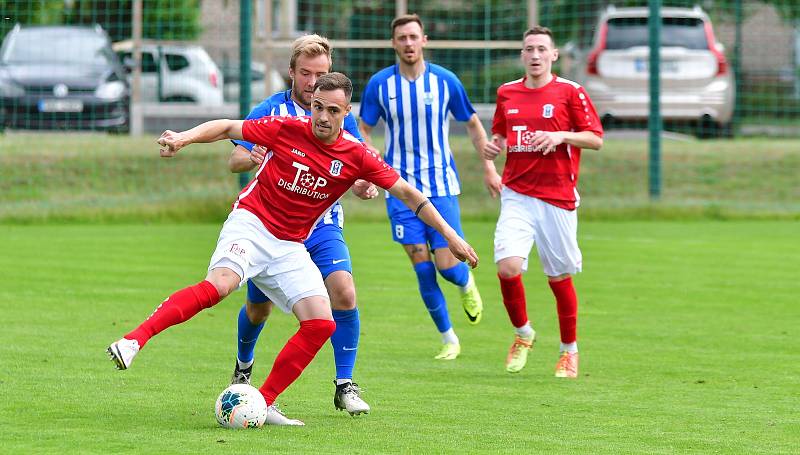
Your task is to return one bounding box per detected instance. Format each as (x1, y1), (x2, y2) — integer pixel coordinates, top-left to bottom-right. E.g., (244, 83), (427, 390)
(1, 133), (799, 222)
(2, 220), (798, 454)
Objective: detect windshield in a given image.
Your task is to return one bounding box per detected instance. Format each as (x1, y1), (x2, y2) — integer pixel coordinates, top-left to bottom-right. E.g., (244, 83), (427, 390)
(2, 30), (113, 65)
(606, 17), (709, 50)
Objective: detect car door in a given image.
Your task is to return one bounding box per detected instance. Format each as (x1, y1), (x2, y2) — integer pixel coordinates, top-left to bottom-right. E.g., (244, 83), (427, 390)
(139, 50), (159, 102)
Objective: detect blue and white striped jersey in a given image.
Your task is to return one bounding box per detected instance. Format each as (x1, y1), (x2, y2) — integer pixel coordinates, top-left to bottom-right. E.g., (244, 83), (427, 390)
(232, 89), (363, 230)
(359, 63), (476, 197)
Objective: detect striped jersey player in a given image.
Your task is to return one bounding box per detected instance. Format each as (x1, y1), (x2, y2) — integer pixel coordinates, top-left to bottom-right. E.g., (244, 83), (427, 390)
(359, 14), (499, 360)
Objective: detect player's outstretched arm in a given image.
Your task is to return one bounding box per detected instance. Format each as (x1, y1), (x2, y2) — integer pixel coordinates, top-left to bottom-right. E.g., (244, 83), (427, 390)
(158, 119), (245, 157)
(386, 179), (479, 268)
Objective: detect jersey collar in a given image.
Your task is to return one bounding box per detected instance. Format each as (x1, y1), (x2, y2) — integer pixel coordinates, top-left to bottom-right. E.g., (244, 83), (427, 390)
(395, 61), (429, 83)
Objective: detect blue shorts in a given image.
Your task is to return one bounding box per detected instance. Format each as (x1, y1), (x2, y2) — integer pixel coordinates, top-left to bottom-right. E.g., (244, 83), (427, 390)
(386, 195), (465, 249)
(247, 224), (352, 304)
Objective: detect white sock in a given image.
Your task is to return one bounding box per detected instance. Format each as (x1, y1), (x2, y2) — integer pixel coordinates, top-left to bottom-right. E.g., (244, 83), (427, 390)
(237, 358), (254, 370)
(441, 328), (459, 345)
(458, 272), (474, 294)
(335, 378), (352, 386)
(560, 342), (578, 353)
(515, 323), (535, 340)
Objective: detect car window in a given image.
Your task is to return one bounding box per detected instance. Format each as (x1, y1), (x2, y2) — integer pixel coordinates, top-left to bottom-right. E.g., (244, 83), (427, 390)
(3, 31), (111, 65)
(606, 17), (709, 50)
(165, 54), (190, 72)
(141, 52), (159, 73)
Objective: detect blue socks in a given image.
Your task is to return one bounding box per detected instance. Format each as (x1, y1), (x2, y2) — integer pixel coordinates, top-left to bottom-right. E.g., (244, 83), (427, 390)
(236, 304), (265, 363)
(331, 308), (360, 380)
(439, 262), (470, 288)
(414, 261), (452, 333)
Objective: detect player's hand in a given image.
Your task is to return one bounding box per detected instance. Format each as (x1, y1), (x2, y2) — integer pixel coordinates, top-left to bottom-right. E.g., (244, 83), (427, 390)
(250, 144), (267, 165)
(447, 236), (479, 269)
(531, 131), (564, 155)
(482, 142), (502, 160)
(351, 179), (379, 200)
(158, 130), (186, 157)
(484, 169), (502, 198)
(482, 135), (505, 160)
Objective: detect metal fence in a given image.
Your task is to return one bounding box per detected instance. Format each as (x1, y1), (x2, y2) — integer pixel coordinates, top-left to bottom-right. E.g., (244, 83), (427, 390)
(1, 0), (798, 136)
(0, 0), (798, 221)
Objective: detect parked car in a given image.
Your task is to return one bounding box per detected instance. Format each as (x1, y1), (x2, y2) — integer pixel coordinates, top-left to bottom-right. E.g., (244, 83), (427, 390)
(113, 41), (224, 105)
(0, 24), (129, 132)
(563, 6), (735, 137)
(223, 61), (287, 105)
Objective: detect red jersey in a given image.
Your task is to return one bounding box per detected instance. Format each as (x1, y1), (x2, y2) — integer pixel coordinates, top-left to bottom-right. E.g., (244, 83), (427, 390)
(491, 75), (603, 210)
(237, 116), (400, 242)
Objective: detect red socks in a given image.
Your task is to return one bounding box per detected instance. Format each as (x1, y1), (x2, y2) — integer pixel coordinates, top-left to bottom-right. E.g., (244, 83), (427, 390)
(549, 277), (578, 344)
(498, 273), (529, 328)
(259, 319), (336, 405)
(125, 280), (220, 348)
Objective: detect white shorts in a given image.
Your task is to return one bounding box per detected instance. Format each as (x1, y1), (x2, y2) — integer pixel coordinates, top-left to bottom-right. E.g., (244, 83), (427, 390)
(494, 187), (582, 277)
(208, 209), (328, 313)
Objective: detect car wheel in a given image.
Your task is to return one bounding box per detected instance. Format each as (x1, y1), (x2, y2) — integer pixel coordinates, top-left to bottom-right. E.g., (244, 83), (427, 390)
(697, 116), (718, 139)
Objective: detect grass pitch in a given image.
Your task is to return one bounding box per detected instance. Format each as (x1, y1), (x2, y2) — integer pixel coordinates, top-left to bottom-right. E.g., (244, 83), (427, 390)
(1, 220), (797, 454)
(1, 133), (799, 222)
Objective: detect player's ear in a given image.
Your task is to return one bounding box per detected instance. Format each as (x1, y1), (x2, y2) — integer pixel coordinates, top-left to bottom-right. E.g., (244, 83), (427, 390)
(345, 104), (352, 115)
(552, 48), (559, 62)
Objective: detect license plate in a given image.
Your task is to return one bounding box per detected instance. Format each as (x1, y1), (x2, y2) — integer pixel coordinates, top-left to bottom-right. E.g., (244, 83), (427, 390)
(38, 99), (84, 113)
(634, 59), (678, 74)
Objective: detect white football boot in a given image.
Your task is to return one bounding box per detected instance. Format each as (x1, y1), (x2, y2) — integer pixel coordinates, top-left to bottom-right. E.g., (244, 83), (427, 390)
(265, 404), (305, 426)
(107, 338), (140, 370)
(333, 381), (370, 416)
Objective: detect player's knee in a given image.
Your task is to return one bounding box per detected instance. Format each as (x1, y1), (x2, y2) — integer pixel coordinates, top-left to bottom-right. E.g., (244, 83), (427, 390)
(404, 244), (431, 264)
(497, 261), (523, 279)
(329, 285), (356, 311)
(433, 248), (460, 271)
(246, 301), (271, 324)
(547, 273), (571, 282)
(206, 270), (240, 298)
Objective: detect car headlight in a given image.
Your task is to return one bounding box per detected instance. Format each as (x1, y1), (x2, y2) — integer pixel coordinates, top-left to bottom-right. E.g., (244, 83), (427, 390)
(0, 79), (25, 97)
(95, 80), (126, 100)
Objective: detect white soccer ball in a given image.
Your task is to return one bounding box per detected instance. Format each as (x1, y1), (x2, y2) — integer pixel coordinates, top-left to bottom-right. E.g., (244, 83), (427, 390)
(214, 384), (268, 429)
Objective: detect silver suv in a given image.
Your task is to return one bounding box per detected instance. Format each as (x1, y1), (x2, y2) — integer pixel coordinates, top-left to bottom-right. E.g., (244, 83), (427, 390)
(565, 6), (735, 136)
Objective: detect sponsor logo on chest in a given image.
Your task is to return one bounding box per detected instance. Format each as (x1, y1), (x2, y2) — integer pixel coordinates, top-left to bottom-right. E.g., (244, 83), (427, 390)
(277, 160), (332, 200)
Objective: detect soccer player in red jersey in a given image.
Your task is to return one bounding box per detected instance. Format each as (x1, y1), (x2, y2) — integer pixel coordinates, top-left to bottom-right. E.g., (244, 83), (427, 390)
(107, 73), (478, 425)
(482, 27), (603, 377)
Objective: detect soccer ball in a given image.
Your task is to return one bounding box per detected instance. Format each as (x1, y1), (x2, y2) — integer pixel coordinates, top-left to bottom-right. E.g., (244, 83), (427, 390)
(214, 384), (268, 429)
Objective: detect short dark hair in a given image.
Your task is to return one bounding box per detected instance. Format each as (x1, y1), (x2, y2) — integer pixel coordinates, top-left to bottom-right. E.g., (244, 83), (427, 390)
(391, 14), (424, 37)
(313, 72), (353, 101)
(523, 26), (555, 47)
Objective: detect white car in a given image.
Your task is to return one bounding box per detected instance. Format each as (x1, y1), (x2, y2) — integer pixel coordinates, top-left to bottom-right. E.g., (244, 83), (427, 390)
(113, 41), (224, 106)
(564, 6), (735, 137)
